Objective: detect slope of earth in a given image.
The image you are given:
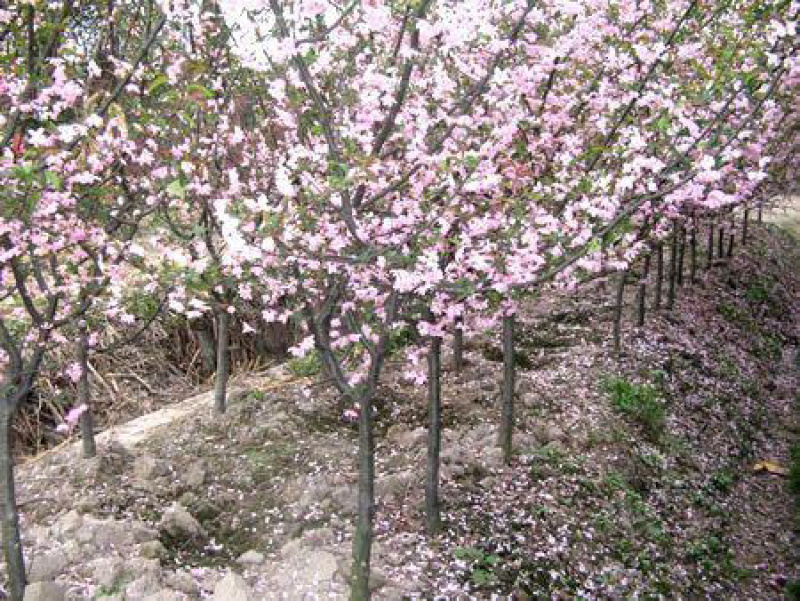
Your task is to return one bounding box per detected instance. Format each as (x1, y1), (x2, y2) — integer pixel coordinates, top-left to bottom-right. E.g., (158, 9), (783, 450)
(5, 223), (799, 600)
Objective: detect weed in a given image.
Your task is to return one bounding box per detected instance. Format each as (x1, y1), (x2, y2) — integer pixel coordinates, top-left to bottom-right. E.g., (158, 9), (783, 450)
(453, 546), (501, 587)
(602, 376), (666, 442)
(286, 351), (322, 377)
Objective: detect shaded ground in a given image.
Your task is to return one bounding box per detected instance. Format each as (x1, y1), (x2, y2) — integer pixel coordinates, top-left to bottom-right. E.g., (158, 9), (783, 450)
(5, 222), (799, 599)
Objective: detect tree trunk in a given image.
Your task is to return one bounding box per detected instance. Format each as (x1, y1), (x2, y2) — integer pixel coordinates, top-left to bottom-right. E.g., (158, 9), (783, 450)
(636, 255), (650, 328)
(757, 206), (763, 223)
(727, 230), (735, 258)
(193, 317), (217, 376)
(214, 309), (230, 414)
(425, 335), (442, 535)
(498, 315), (515, 465)
(77, 331), (96, 459)
(690, 223), (698, 283)
(654, 243), (664, 310)
(452, 317), (464, 375)
(676, 224), (686, 287)
(351, 389), (375, 600)
(667, 222), (678, 310)
(717, 225), (725, 259)
(706, 222), (714, 269)
(742, 209), (749, 244)
(613, 271), (627, 353)
(0, 408), (25, 601)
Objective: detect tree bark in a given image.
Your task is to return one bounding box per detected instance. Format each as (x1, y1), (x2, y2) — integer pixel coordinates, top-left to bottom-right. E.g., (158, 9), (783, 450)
(727, 230), (735, 258)
(667, 222), (678, 310)
(0, 407), (25, 601)
(742, 209), (749, 244)
(193, 317), (217, 376)
(636, 256), (650, 327)
(613, 271), (627, 353)
(717, 225), (725, 259)
(706, 222), (714, 269)
(452, 317), (464, 375)
(213, 309), (230, 414)
(351, 389), (375, 600)
(425, 334), (442, 535)
(77, 330), (96, 459)
(690, 222), (698, 284)
(498, 315), (515, 465)
(676, 223), (686, 287)
(654, 243), (664, 310)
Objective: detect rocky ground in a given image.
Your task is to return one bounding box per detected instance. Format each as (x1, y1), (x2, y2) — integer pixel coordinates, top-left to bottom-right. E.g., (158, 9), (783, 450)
(5, 221), (799, 600)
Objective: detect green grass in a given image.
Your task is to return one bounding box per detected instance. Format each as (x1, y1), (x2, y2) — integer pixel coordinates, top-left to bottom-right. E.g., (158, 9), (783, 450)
(602, 376), (666, 442)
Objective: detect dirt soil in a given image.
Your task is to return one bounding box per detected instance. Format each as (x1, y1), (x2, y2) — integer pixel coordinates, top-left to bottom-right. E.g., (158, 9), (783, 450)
(6, 221), (800, 600)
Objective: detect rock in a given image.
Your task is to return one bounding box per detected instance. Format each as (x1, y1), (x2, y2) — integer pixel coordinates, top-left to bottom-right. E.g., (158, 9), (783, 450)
(159, 502), (205, 538)
(164, 570), (201, 596)
(394, 426), (426, 449)
(92, 557), (124, 589)
(23, 582), (66, 601)
(329, 486), (358, 515)
(376, 470), (414, 502)
(54, 510), (83, 536)
(212, 572), (253, 601)
(143, 590), (185, 601)
(237, 550), (265, 565)
(125, 573), (162, 598)
(533, 423), (566, 445)
(185, 461), (206, 488)
(135, 454), (166, 481)
(141, 540), (168, 560)
(275, 545), (338, 590)
(28, 549), (69, 582)
(481, 446), (504, 469)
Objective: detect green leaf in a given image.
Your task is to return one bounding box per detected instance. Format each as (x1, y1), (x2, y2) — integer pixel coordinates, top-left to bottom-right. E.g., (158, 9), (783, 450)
(166, 179), (185, 199)
(147, 74), (170, 96)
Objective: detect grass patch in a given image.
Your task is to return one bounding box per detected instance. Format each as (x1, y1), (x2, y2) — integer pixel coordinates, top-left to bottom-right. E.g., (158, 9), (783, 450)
(602, 376), (666, 442)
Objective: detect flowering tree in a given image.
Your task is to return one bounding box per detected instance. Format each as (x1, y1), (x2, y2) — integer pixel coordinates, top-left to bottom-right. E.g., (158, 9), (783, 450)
(0, 1), (171, 595)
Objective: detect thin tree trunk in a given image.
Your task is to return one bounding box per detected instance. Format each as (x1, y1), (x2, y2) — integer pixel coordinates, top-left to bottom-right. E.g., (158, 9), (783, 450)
(0, 408), (25, 601)
(452, 317), (464, 375)
(690, 221), (698, 284)
(757, 206), (763, 223)
(425, 335), (442, 535)
(498, 315), (515, 465)
(351, 389), (375, 600)
(77, 330), (96, 459)
(636, 255), (650, 327)
(667, 222), (678, 310)
(214, 309), (230, 414)
(613, 271), (627, 353)
(654, 243), (664, 310)
(706, 222), (714, 269)
(193, 317), (217, 376)
(717, 224), (725, 259)
(677, 224), (686, 287)
(727, 229), (735, 258)
(742, 209), (750, 244)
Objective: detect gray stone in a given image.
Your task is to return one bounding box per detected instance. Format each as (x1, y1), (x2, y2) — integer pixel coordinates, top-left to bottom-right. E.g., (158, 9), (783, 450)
(236, 550), (265, 565)
(23, 582), (66, 601)
(92, 557), (124, 589)
(135, 454), (166, 481)
(159, 502), (204, 538)
(275, 546), (338, 590)
(125, 573), (162, 598)
(54, 510), (83, 537)
(143, 590), (185, 601)
(482, 446), (504, 468)
(185, 461), (206, 488)
(141, 540), (168, 560)
(163, 570), (200, 596)
(28, 549), (69, 582)
(212, 572), (253, 601)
